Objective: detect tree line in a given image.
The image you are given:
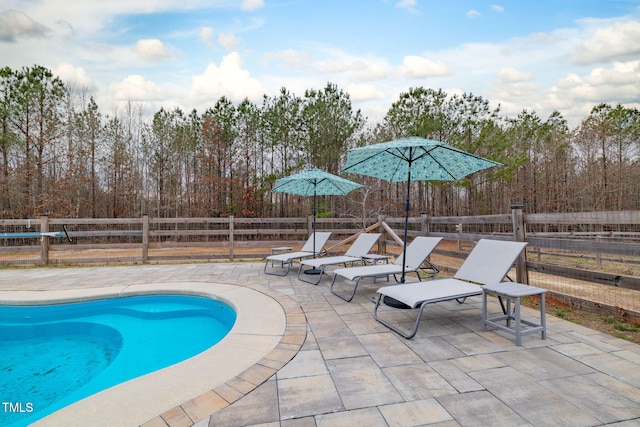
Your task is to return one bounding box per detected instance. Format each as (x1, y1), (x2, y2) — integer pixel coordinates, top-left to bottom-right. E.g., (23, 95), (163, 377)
(1, 65), (639, 221)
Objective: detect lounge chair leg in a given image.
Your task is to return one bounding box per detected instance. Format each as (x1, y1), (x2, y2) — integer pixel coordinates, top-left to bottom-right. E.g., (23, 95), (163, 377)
(296, 264), (325, 285)
(420, 269), (436, 279)
(392, 272), (423, 283)
(419, 262), (439, 279)
(330, 275), (360, 302)
(263, 259), (292, 276)
(373, 295), (427, 339)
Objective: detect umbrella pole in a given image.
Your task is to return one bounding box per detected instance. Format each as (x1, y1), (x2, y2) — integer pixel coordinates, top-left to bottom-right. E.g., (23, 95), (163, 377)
(383, 167), (413, 309)
(401, 168), (411, 283)
(313, 187), (317, 258)
(305, 185), (322, 275)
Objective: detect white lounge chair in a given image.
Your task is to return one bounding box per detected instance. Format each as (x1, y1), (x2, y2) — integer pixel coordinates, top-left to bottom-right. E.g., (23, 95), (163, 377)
(373, 239), (528, 339)
(297, 233), (382, 285)
(329, 236), (443, 302)
(264, 232), (332, 276)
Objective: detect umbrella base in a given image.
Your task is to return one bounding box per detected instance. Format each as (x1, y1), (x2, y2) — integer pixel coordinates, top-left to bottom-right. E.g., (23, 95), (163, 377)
(383, 296), (412, 309)
(304, 268), (322, 275)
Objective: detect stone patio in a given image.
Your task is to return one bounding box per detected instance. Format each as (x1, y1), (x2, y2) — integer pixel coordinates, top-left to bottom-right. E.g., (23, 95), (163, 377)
(1, 262), (640, 427)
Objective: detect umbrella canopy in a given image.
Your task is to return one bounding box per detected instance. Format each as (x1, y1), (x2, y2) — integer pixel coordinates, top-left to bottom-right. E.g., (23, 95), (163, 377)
(341, 136), (501, 282)
(272, 168), (362, 262)
(272, 168), (363, 197)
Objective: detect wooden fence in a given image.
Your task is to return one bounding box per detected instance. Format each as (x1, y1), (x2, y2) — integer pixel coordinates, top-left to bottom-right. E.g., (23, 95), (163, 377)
(2, 208), (639, 322)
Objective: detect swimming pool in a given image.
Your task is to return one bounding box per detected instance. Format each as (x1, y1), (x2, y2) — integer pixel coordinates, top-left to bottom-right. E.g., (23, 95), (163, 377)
(0, 294), (236, 427)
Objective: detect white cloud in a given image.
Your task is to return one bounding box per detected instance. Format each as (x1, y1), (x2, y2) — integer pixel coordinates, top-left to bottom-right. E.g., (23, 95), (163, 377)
(488, 77), (544, 116)
(190, 52), (265, 105)
(218, 32), (240, 50)
(199, 26), (214, 46)
(136, 39), (170, 61)
(323, 56), (391, 80)
(0, 10), (50, 42)
(2, 0), (637, 130)
(241, 0), (265, 11)
(553, 60), (640, 102)
(352, 59), (392, 81)
(400, 55), (451, 78)
(497, 67), (534, 83)
(261, 49), (315, 71)
(53, 63), (95, 90)
(197, 27), (240, 50)
(109, 74), (167, 105)
(10, 1), (265, 42)
(466, 9), (481, 18)
(572, 20), (640, 65)
(262, 48), (391, 82)
(586, 60), (640, 86)
(396, 0), (420, 15)
(346, 83), (386, 102)
(487, 59), (640, 123)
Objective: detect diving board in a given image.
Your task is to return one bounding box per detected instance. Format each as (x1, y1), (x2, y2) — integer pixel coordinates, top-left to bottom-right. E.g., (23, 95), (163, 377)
(0, 224), (72, 242)
(1, 231), (66, 239)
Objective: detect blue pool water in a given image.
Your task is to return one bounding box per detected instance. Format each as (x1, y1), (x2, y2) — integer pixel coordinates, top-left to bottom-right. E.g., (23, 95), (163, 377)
(0, 295), (236, 427)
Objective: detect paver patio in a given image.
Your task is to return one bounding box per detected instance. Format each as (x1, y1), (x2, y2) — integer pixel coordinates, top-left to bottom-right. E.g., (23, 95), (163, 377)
(1, 262), (640, 427)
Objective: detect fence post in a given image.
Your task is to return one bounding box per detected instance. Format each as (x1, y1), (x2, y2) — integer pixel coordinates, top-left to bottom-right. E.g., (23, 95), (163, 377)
(510, 204), (528, 284)
(420, 212), (428, 235)
(142, 214), (149, 263)
(378, 214), (386, 254)
(40, 214), (49, 265)
(229, 215), (234, 261)
(307, 214), (313, 236)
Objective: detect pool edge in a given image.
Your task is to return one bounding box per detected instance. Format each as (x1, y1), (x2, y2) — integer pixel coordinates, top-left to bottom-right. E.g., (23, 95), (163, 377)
(3, 282), (305, 427)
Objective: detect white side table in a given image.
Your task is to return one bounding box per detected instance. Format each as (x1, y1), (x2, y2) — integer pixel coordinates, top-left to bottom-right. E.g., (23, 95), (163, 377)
(482, 282), (547, 346)
(362, 254), (389, 265)
(362, 254), (390, 283)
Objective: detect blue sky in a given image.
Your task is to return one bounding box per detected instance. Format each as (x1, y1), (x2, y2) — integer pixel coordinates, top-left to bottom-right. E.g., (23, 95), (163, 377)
(1, 0), (639, 126)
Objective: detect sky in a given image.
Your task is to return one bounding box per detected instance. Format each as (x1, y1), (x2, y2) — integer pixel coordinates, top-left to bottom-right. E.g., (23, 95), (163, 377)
(1, 0), (640, 127)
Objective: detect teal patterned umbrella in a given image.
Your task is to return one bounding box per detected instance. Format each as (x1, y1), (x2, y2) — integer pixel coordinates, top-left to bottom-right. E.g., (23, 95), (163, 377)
(272, 168), (363, 198)
(272, 168), (362, 267)
(342, 137), (501, 283)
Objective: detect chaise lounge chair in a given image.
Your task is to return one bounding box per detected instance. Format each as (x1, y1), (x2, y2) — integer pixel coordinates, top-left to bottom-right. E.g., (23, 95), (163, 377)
(264, 231), (332, 276)
(329, 236), (443, 302)
(297, 233), (382, 285)
(373, 238), (528, 338)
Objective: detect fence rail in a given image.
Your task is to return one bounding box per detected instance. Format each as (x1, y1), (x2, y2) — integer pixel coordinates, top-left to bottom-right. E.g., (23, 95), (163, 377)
(2, 209), (639, 323)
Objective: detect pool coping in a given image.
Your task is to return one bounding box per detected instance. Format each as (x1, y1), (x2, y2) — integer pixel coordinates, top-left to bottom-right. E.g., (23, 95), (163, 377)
(2, 282), (305, 427)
